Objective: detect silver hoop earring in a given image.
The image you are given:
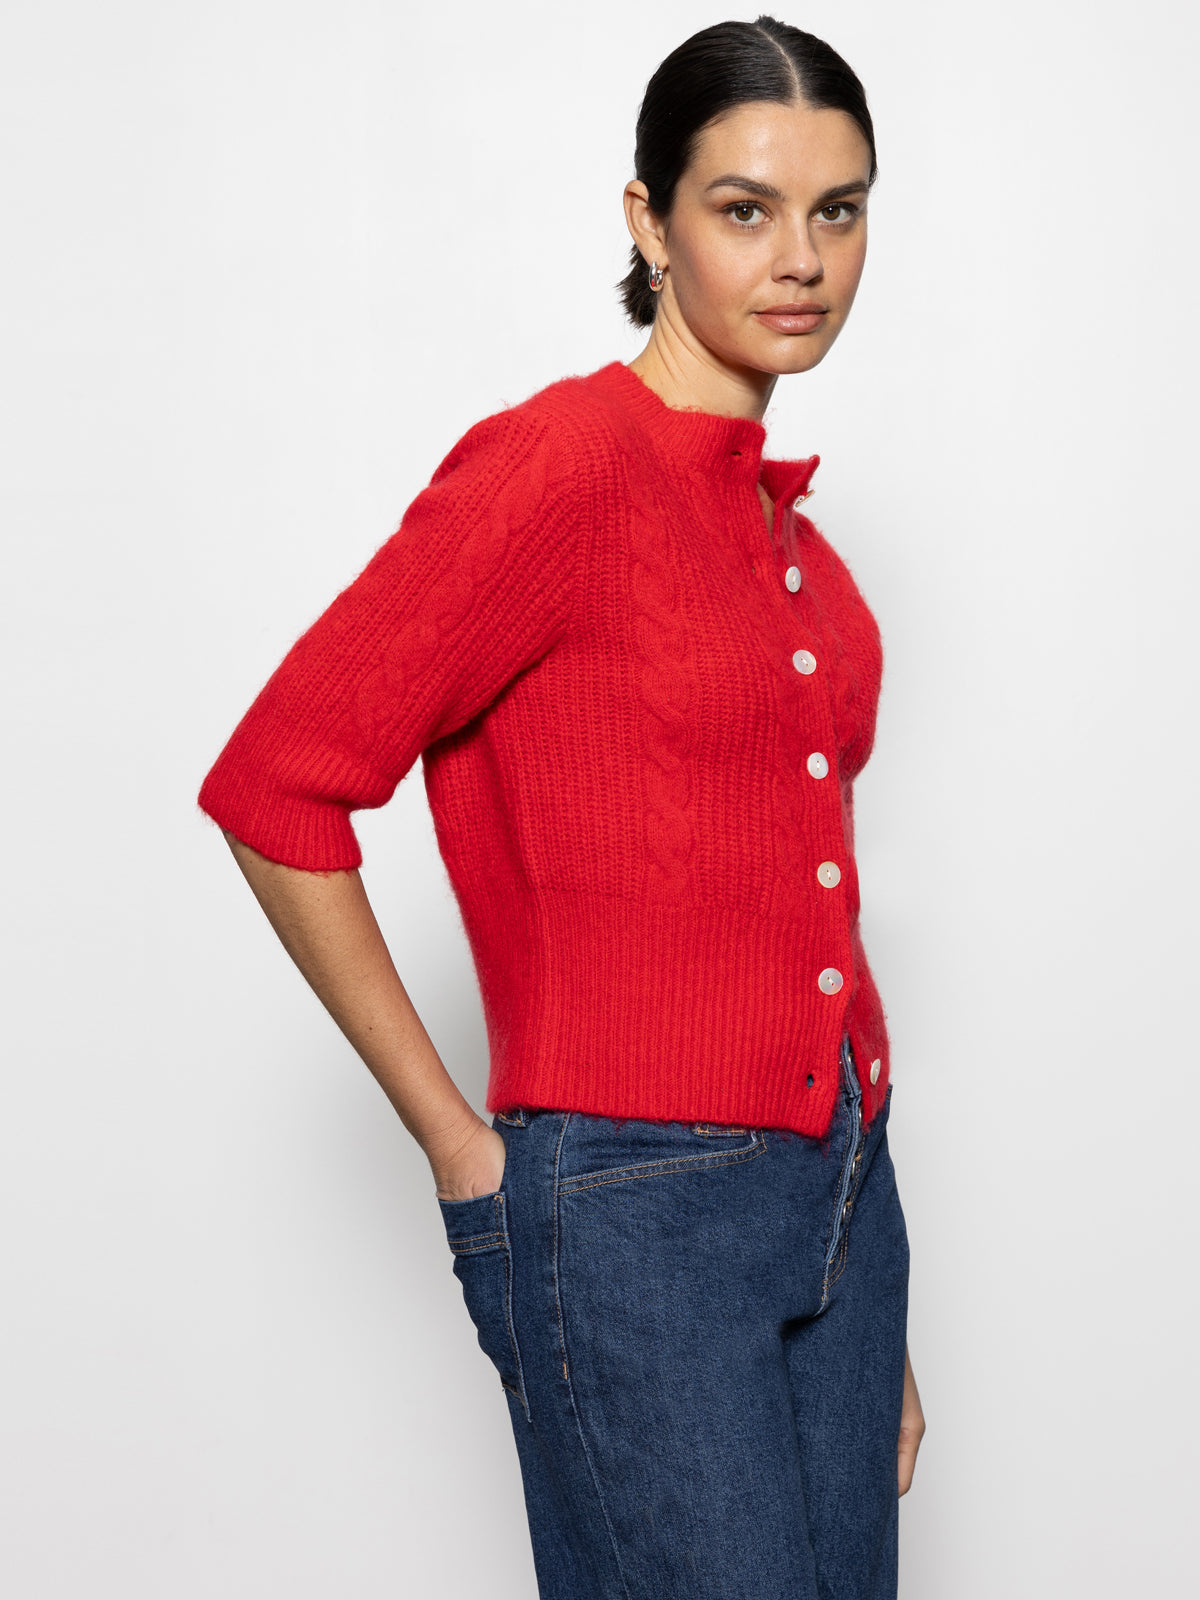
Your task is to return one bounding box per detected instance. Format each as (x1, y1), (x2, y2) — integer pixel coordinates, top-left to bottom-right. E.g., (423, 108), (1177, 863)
(648, 261), (665, 291)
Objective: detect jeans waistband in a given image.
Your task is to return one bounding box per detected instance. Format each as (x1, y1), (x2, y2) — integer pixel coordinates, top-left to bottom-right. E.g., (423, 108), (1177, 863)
(840, 1034), (862, 1106)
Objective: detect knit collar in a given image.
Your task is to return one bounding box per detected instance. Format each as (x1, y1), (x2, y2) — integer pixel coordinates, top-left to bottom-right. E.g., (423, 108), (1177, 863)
(594, 360), (820, 506)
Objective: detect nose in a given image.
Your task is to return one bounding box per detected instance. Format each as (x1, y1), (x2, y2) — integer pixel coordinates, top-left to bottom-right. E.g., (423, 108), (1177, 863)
(772, 219), (823, 286)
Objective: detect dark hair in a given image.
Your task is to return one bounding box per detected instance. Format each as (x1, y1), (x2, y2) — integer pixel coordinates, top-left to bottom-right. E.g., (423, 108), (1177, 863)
(618, 16), (878, 328)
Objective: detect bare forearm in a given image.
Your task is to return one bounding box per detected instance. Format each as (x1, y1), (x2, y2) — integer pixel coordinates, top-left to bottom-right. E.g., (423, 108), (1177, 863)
(898, 1343), (925, 1494)
(221, 832), (482, 1175)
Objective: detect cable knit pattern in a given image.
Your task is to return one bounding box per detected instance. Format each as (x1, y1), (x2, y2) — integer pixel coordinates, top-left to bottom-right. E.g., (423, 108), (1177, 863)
(197, 360), (890, 1136)
(628, 463), (700, 903)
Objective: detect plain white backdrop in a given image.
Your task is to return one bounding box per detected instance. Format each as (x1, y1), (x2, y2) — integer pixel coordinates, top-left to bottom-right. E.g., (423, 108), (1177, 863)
(3, 1), (1198, 1594)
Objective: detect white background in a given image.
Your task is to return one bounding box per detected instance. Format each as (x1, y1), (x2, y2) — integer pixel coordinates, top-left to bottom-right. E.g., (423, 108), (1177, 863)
(3, 1), (1198, 1594)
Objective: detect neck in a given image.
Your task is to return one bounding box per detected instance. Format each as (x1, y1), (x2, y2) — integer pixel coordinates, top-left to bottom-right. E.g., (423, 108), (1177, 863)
(628, 314), (778, 424)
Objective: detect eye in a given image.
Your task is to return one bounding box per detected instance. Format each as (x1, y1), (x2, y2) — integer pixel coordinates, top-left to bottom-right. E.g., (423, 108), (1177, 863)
(724, 200), (767, 228)
(819, 202), (860, 225)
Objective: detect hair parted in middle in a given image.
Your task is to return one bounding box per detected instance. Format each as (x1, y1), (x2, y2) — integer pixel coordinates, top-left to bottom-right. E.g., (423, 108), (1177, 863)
(618, 15), (878, 328)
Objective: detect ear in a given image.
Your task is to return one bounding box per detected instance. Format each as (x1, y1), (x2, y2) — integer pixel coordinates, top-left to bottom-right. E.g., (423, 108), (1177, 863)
(623, 179), (668, 271)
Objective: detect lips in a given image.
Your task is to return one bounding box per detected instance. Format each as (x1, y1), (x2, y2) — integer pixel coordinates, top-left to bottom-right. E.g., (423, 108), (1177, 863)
(754, 305), (828, 334)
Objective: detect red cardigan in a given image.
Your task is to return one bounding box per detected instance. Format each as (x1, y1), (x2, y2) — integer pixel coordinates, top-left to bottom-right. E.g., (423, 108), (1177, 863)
(198, 360), (891, 1137)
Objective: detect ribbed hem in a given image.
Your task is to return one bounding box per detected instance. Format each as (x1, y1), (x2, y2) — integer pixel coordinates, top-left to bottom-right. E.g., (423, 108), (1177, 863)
(474, 888), (887, 1138)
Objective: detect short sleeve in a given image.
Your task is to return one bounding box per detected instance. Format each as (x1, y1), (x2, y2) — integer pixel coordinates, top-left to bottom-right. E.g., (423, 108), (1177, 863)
(196, 404), (581, 870)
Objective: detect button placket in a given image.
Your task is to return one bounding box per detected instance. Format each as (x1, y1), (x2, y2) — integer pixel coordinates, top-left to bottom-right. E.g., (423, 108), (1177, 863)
(777, 473), (851, 1019)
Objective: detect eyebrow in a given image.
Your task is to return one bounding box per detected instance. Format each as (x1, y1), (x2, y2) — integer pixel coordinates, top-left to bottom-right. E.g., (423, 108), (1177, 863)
(704, 174), (870, 204)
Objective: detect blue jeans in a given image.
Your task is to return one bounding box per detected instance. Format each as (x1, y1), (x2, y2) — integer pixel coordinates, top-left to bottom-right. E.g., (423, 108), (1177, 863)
(437, 1040), (910, 1598)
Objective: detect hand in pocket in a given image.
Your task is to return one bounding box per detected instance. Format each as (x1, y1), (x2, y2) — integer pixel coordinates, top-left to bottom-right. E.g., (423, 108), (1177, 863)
(432, 1118), (508, 1201)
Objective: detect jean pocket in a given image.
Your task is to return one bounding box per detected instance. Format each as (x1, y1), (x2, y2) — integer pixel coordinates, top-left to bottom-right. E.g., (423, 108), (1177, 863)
(437, 1191), (529, 1417)
(556, 1114), (766, 1194)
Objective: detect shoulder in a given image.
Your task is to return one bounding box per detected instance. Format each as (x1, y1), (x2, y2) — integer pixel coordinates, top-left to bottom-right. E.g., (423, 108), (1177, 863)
(520, 362), (639, 448)
(437, 363), (639, 488)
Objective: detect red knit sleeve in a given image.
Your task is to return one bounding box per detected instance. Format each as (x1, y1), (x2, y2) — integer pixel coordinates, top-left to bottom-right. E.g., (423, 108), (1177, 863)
(196, 404), (581, 870)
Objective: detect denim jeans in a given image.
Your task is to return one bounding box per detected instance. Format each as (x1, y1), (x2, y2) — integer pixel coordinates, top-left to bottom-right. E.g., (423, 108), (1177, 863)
(437, 1039), (910, 1599)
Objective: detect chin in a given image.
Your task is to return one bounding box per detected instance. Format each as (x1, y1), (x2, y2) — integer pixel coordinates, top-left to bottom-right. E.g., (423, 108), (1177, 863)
(744, 343), (829, 379)
(731, 324), (835, 373)
(784, 345), (830, 375)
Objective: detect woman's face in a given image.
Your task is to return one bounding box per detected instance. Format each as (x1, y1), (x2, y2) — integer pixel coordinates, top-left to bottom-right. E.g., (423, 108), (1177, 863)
(634, 99), (873, 379)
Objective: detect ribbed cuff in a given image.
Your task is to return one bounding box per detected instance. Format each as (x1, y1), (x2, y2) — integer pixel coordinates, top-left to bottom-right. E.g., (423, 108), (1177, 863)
(196, 766), (364, 871)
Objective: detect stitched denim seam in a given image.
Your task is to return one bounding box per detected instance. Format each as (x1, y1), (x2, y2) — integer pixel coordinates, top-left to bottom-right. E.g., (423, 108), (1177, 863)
(496, 1199), (531, 1423)
(448, 1233), (506, 1254)
(827, 1173), (857, 1286)
(820, 1102), (858, 1309)
(557, 1132), (764, 1191)
(827, 1229), (850, 1289)
(445, 1223), (505, 1245)
(827, 1168), (860, 1287)
(828, 1124), (872, 1287)
(552, 1112), (634, 1600)
(824, 1129), (851, 1248)
(558, 1138), (766, 1193)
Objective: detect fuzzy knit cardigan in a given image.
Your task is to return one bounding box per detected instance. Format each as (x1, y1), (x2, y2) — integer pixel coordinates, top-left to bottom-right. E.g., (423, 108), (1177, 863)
(198, 359), (891, 1137)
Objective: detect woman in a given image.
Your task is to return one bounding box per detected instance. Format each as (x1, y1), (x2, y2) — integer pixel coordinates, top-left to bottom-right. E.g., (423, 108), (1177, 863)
(198, 15), (924, 1598)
